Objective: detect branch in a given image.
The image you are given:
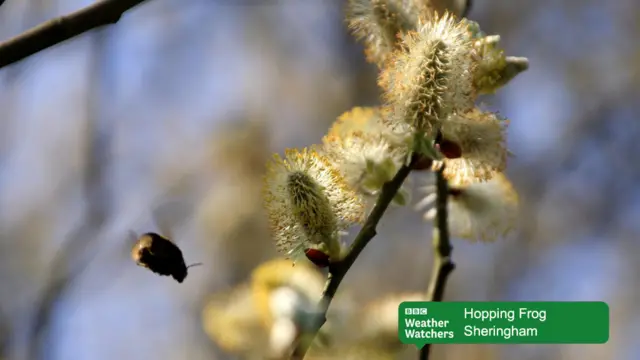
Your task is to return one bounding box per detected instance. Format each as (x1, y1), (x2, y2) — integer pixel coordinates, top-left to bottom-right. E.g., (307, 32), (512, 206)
(419, 167), (455, 360)
(462, 0), (473, 18)
(0, 0), (150, 69)
(290, 157), (418, 359)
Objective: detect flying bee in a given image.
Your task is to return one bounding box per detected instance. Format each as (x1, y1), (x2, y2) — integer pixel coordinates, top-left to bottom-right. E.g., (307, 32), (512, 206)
(131, 231), (202, 283)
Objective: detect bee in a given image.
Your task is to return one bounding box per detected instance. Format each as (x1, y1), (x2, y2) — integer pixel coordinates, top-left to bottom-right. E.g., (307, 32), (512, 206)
(130, 231), (202, 283)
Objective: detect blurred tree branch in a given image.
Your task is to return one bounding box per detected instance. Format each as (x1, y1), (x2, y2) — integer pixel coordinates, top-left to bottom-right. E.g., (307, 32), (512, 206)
(0, 309), (7, 359)
(420, 167), (455, 360)
(0, 0), (150, 69)
(27, 29), (111, 360)
(290, 157), (417, 359)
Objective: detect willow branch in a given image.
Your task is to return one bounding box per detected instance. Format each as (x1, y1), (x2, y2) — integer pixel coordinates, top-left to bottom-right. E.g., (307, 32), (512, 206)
(290, 157), (418, 359)
(462, 0), (473, 18)
(419, 167), (455, 360)
(0, 0), (150, 69)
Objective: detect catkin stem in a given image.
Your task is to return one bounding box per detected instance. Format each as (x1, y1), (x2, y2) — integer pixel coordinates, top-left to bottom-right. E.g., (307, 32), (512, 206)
(419, 167), (455, 360)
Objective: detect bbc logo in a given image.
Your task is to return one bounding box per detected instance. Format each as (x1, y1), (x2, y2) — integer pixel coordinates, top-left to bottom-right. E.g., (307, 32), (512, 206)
(405, 307), (428, 315)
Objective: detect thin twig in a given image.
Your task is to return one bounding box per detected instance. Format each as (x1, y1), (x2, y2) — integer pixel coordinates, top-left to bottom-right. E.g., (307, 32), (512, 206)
(419, 167), (455, 360)
(290, 157), (418, 359)
(462, 0), (473, 18)
(0, 0), (151, 69)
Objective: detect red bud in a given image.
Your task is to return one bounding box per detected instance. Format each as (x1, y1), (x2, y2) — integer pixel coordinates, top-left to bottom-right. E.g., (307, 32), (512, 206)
(304, 248), (330, 268)
(436, 139), (462, 159)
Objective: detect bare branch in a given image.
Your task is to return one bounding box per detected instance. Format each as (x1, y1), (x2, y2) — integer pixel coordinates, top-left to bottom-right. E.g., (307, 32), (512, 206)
(419, 167), (455, 360)
(0, 0), (151, 69)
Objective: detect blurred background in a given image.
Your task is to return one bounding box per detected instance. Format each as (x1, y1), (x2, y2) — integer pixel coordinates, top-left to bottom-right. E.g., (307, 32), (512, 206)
(0, 0), (639, 359)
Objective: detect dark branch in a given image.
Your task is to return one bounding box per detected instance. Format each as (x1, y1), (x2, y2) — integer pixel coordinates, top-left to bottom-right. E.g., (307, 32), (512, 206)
(0, 0), (150, 69)
(462, 0), (473, 18)
(419, 167), (455, 360)
(290, 157), (417, 359)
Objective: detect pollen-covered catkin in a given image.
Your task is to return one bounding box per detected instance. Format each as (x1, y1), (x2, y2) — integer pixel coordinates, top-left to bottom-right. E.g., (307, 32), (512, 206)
(380, 12), (476, 134)
(346, 0), (417, 66)
(435, 108), (509, 185)
(286, 171), (337, 240)
(416, 172), (519, 242)
(262, 148), (365, 263)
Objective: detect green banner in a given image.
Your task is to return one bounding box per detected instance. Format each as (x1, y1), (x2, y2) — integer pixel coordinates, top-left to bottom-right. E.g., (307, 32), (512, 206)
(398, 301), (609, 347)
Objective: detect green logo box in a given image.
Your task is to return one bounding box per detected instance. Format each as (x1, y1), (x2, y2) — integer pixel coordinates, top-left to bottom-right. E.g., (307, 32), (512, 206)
(398, 301), (609, 347)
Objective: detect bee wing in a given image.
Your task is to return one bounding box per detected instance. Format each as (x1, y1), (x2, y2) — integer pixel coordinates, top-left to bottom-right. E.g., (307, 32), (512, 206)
(151, 198), (192, 243)
(127, 230), (139, 245)
(151, 204), (174, 240)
